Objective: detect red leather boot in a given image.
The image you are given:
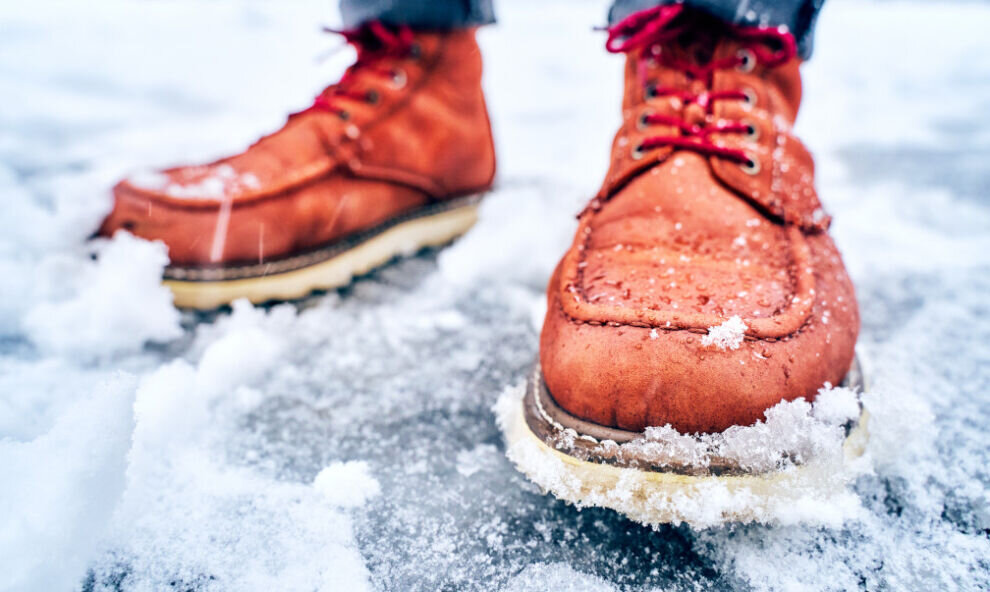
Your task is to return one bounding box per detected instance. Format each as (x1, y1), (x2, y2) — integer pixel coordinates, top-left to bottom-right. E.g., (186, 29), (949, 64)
(100, 23), (495, 309)
(501, 6), (866, 527)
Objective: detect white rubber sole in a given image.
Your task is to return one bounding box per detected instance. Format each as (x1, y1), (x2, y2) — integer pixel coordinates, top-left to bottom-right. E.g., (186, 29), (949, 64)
(164, 199), (480, 310)
(496, 381), (871, 528)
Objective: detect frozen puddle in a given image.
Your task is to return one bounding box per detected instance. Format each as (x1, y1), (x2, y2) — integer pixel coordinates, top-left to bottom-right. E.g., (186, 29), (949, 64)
(2, 0), (989, 591)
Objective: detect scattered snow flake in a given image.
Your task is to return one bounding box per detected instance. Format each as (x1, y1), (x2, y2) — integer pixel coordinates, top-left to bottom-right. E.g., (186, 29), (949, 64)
(701, 316), (748, 351)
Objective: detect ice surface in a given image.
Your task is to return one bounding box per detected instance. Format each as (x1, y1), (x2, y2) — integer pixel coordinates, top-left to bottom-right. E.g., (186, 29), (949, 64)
(502, 563), (619, 591)
(1, 0), (988, 590)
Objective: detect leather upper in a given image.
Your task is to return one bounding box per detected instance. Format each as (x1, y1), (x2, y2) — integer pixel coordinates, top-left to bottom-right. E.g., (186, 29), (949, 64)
(540, 25), (859, 434)
(598, 41), (827, 232)
(100, 28), (495, 266)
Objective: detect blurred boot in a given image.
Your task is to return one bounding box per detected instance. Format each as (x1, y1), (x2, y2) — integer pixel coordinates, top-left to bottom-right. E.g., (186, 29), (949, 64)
(101, 24), (495, 309)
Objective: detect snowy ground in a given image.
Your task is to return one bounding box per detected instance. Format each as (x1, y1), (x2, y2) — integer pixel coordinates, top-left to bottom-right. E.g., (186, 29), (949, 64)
(2, 0), (989, 590)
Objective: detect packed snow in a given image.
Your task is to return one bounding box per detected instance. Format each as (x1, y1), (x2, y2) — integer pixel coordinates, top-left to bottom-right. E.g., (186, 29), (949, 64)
(1, 0), (989, 590)
(617, 385), (861, 475)
(496, 382), (868, 528)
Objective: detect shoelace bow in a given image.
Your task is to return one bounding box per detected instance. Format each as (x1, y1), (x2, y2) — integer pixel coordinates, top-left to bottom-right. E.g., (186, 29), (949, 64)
(605, 5), (797, 166)
(295, 21), (415, 119)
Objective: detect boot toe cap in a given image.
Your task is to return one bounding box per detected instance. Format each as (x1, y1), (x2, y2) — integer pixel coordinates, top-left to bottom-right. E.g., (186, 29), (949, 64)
(539, 288), (857, 434)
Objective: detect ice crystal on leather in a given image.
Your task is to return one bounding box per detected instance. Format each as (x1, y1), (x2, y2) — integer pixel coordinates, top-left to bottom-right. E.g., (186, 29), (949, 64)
(701, 315), (748, 350)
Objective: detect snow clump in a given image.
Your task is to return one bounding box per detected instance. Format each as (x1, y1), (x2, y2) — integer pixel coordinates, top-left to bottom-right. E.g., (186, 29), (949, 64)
(314, 461), (381, 508)
(701, 315), (748, 350)
(23, 232), (182, 358)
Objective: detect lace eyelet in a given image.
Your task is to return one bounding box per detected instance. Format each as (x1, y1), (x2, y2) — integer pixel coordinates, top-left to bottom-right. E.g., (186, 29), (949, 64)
(740, 155), (761, 175)
(742, 119), (760, 141)
(391, 68), (407, 89)
(644, 84), (658, 100)
(338, 110), (351, 121)
(366, 89), (380, 105)
(741, 87), (757, 110)
(637, 110), (653, 131)
(736, 49), (756, 73)
(409, 43), (422, 59)
(631, 144), (647, 160)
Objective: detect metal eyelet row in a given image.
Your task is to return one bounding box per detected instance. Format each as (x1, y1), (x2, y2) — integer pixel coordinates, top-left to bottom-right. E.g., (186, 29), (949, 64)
(629, 144), (761, 175)
(340, 68), (408, 119)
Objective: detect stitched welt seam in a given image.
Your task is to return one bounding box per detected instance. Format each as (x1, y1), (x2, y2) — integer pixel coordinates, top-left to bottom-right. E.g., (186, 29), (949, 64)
(555, 298), (815, 343)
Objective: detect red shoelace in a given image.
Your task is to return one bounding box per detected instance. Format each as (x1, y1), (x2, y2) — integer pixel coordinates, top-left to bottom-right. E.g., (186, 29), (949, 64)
(605, 5), (797, 167)
(295, 21), (416, 119)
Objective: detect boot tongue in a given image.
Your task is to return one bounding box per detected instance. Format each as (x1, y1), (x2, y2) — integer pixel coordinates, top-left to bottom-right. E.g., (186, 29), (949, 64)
(680, 28), (716, 65)
(690, 44), (714, 66)
(600, 10), (829, 232)
(351, 27), (388, 51)
(674, 10), (729, 68)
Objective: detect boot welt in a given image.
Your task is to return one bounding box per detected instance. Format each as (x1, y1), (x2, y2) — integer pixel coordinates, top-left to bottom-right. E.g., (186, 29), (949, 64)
(162, 192), (484, 309)
(501, 354), (870, 526)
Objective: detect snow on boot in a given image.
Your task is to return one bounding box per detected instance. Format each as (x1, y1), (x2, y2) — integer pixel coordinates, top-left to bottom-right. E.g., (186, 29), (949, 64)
(499, 6), (866, 528)
(100, 23), (495, 309)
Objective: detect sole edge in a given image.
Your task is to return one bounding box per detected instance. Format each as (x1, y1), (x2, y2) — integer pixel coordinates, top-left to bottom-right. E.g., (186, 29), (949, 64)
(164, 200), (480, 309)
(498, 372), (871, 528)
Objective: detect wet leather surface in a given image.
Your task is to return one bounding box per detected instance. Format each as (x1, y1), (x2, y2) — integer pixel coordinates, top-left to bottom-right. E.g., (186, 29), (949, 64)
(540, 39), (858, 433)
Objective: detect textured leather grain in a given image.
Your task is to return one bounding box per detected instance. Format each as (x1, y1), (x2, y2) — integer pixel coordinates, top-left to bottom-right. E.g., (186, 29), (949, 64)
(540, 34), (858, 434)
